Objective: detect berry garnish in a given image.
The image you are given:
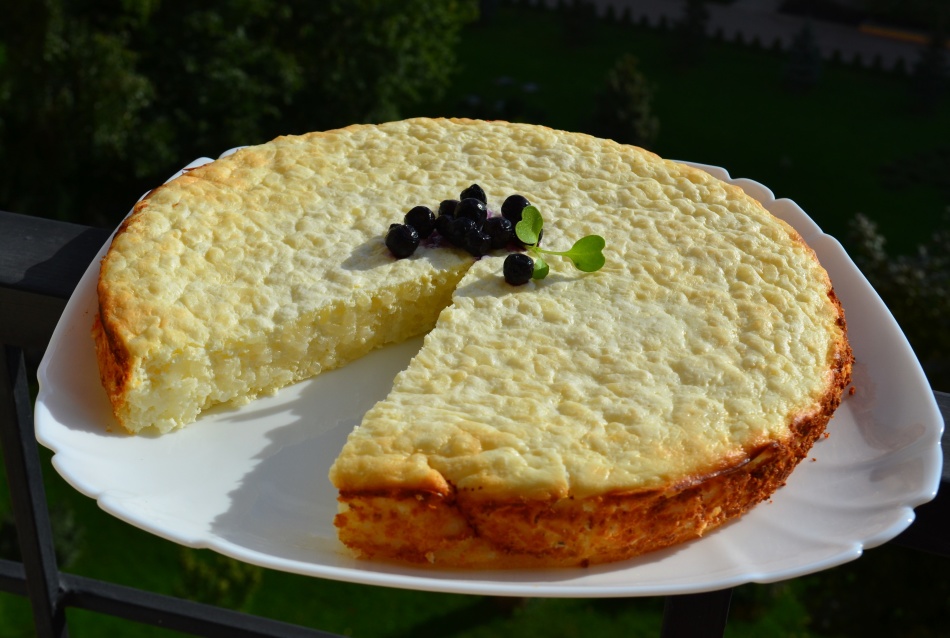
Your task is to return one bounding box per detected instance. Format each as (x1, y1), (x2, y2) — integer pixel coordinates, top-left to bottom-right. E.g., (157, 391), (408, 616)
(404, 205), (436, 238)
(463, 229), (492, 257)
(484, 216), (514, 249)
(385, 223), (420, 258)
(460, 184), (487, 204)
(503, 253), (534, 285)
(384, 192), (606, 281)
(450, 216), (477, 245)
(501, 194), (530, 224)
(454, 198), (488, 229)
(438, 199), (459, 218)
(434, 214), (454, 239)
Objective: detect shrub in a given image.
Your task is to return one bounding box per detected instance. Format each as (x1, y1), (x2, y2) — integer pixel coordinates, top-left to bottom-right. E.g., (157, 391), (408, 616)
(0, 1), (478, 226)
(175, 548), (263, 610)
(849, 211), (950, 389)
(591, 54), (659, 149)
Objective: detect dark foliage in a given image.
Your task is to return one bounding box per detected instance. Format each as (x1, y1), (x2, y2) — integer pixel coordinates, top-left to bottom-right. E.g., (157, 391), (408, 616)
(878, 146), (950, 193)
(800, 545), (950, 637)
(591, 54), (659, 149)
(560, 0), (598, 48)
(175, 548), (263, 610)
(784, 21), (823, 92)
(452, 76), (547, 124)
(0, 1), (478, 227)
(672, 0), (711, 67)
(910, 29), (949, 112)
(849, 211), (950, 390)
(0, 504), (83, 569)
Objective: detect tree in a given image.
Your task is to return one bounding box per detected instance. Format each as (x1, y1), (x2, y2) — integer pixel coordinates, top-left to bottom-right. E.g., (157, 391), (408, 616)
(849, 212), (950, 390)
(910, 27), (948, 112)
(0, 1), (478, 226)
(591, 54), (659, 149)
(561, 0), (598, 48)
(784, 21), (823, 92)
(673, 0), (710, 67)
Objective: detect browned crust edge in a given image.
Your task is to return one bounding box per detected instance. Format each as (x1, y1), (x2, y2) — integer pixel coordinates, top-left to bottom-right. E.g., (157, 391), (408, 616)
(91, 310), (128, 428)
(334, 290), (853, 569)
(93, 171), (219, 433)
(92, 189), (164, 434)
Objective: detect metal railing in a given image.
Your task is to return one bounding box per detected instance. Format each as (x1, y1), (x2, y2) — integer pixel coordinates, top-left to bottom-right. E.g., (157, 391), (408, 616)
(1, 209), (946, 637)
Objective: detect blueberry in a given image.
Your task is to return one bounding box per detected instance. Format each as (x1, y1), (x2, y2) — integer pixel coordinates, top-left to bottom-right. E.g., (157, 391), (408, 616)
(463, 229), (492, 257)
(455, 198), (488, 228)
(501, 194), (530, 224)
(434, 214), (454, 239)
(438, 199), (459, 218)
(385, 224), (419, 258)
(484, 217), (514, 249)
(503, 253), (534, 285)
(449, 216), (477, 246)
(404, 205), (436, 238)
(460, 184), (487, 204)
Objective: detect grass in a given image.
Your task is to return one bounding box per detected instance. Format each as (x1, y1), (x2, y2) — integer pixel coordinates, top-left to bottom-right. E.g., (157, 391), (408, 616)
(2, 4), (949, 637)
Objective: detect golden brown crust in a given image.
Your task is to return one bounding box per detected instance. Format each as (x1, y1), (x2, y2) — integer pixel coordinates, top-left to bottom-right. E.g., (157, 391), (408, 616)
(93, 200), (147, 434)
(93, 182), (176, 433)
(335, 288), (852, 568)
(92, 309), (131, 432)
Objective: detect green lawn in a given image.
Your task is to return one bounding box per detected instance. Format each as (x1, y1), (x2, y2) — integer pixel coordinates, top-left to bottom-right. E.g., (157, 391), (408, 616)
(2, 5), (948, 637)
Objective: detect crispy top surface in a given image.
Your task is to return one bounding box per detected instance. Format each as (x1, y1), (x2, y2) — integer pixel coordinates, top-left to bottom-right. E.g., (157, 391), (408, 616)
(325, 119), (845, 499)
(97, 120), (478, 358)
(97, 118), (845, 497)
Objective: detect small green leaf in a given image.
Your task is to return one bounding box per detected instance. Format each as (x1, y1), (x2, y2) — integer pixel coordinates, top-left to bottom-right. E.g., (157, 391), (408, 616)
(564, 235), (606, 272)
(532, 255), (549, 279)
(515, 206), (544, 246)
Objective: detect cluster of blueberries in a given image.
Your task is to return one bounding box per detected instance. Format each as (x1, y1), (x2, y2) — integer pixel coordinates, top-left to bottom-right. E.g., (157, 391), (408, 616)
(385, 184), (533, 258)
(385, 184), (538, 285)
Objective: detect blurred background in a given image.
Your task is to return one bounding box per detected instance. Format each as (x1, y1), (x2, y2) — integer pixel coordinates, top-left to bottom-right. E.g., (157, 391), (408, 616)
(1, 0), (948, 635)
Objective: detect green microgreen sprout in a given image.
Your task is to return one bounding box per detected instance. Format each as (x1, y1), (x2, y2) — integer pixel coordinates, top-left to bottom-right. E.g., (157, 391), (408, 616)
(514, 206), (606, 280)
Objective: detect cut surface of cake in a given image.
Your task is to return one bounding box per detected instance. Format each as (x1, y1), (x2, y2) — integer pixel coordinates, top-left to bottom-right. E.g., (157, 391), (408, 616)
(94, 118), (852, 568)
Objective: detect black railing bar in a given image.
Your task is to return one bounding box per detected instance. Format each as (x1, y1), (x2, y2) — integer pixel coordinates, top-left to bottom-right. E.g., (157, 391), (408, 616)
(0, 210), (111, 301)
(0, 557), (28, 596)
(59, 572), (342, 638)
(0, 341), (345, 637)
(1, 346), (68, 637)
(0, 561), (343, 638)
(0, 555), (342, 638)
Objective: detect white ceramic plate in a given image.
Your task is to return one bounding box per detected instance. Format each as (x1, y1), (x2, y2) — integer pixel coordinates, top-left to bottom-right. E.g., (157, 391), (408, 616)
(35, 158), (944, 597)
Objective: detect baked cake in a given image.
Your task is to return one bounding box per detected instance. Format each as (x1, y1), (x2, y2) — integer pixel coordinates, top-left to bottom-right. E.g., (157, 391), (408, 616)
(93, 118), (852, 568)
